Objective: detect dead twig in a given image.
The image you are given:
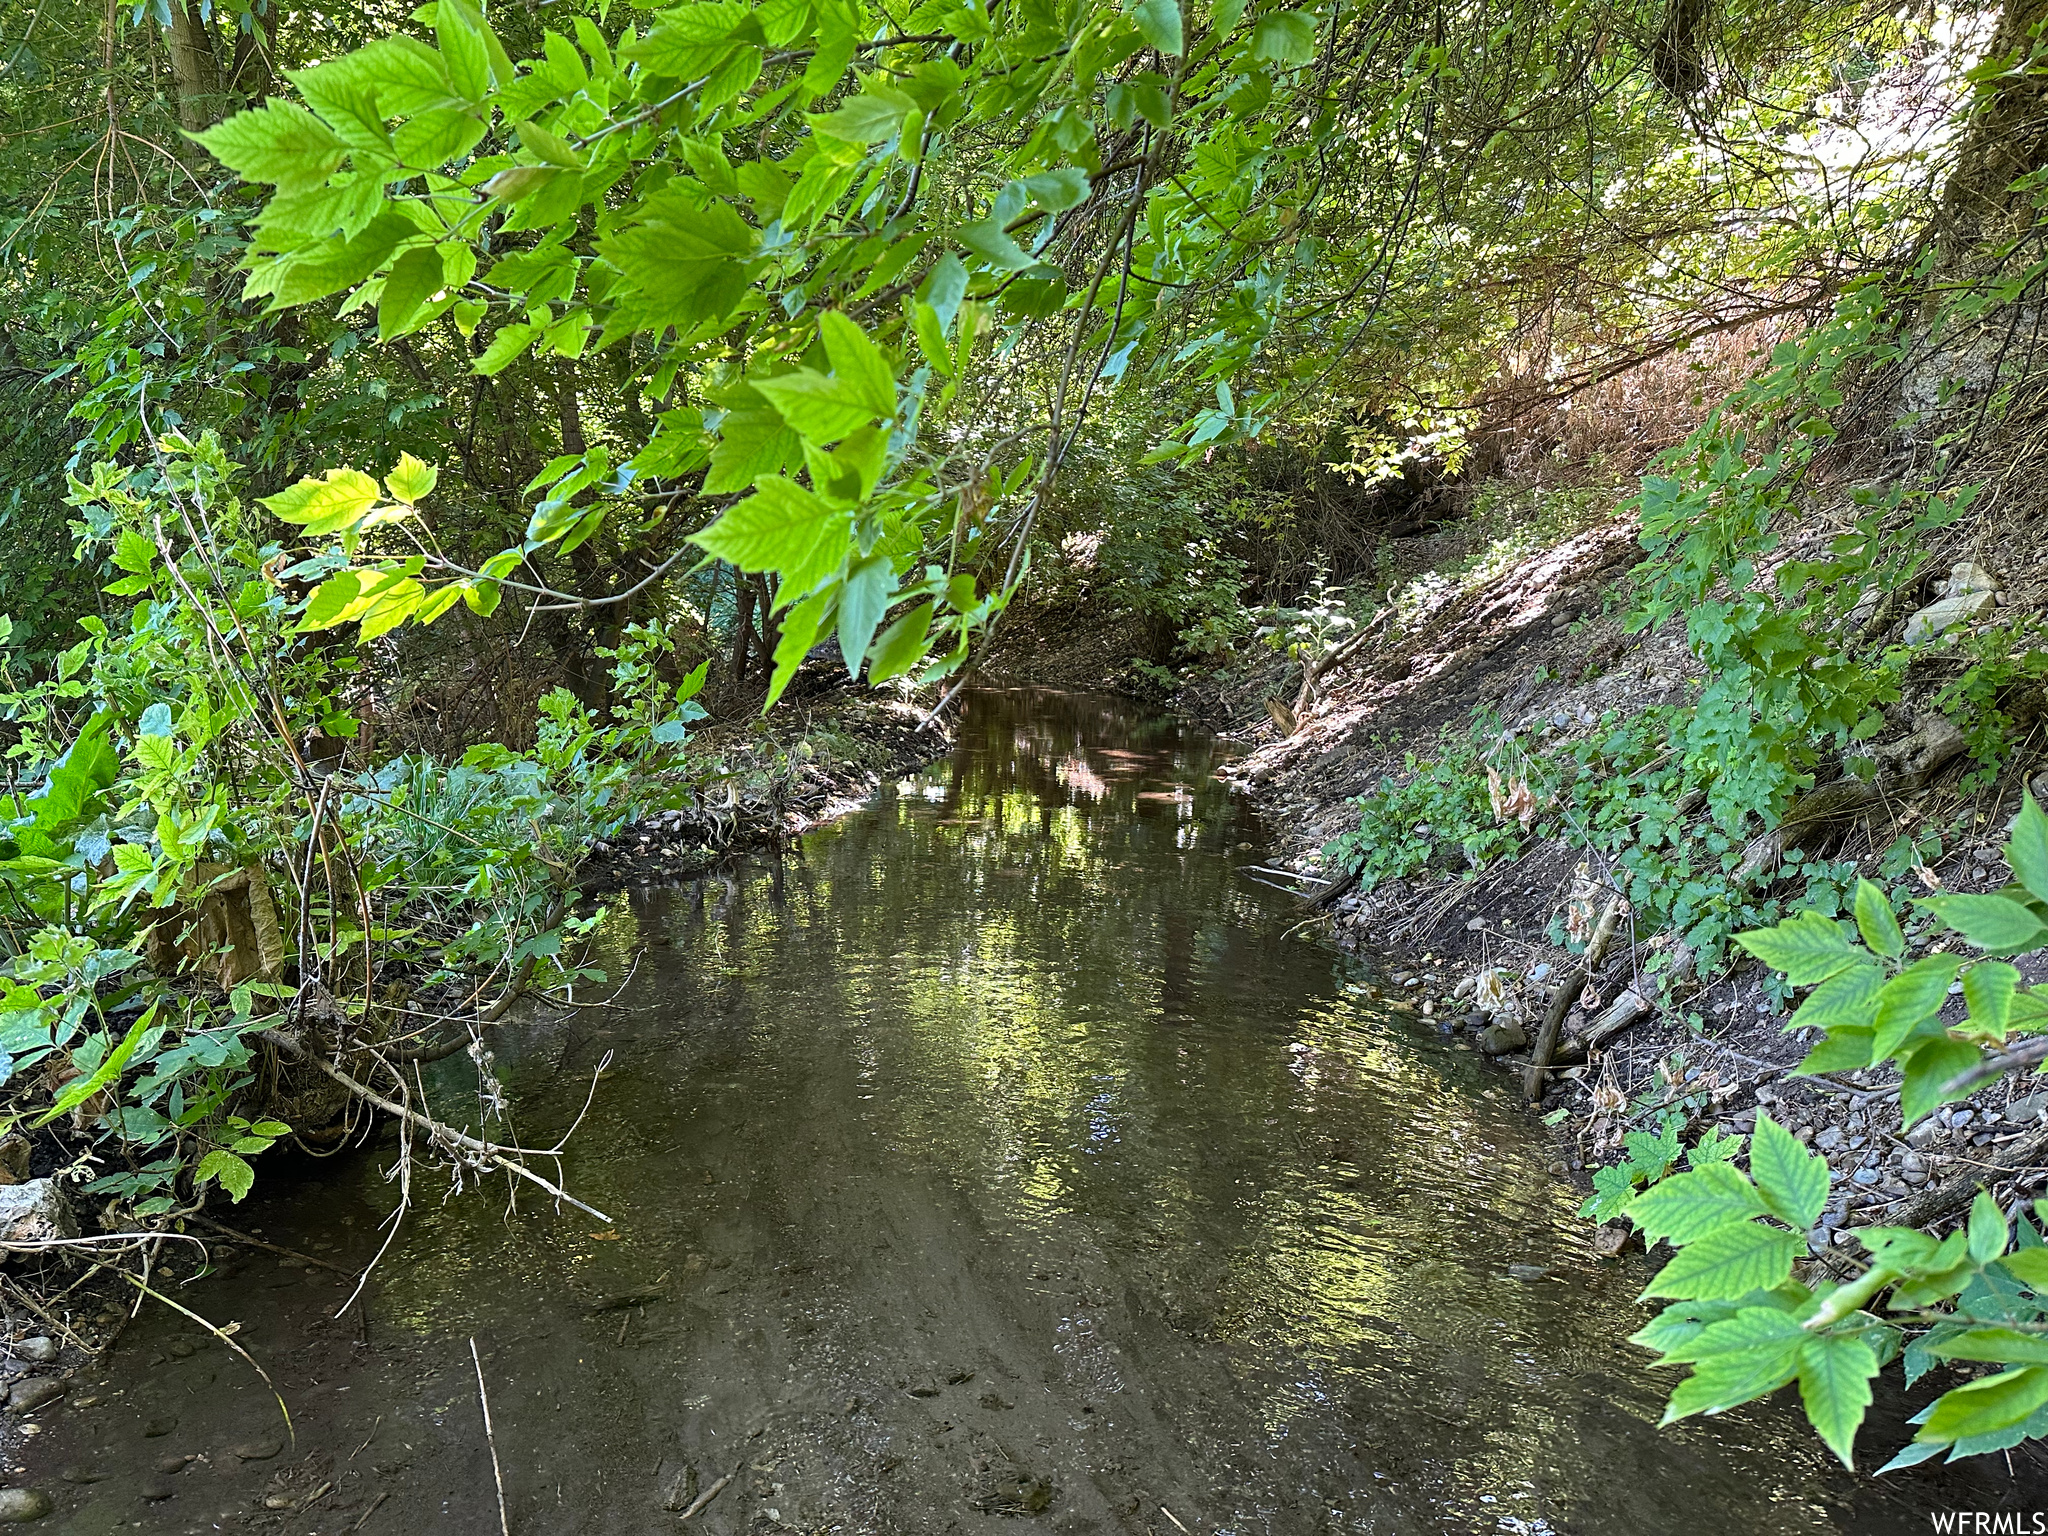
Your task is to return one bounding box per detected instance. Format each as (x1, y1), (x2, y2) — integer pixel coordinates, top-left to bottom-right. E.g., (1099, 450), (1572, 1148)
(472, 1337), (511, 1536)
(678, 1468), (736, 1521)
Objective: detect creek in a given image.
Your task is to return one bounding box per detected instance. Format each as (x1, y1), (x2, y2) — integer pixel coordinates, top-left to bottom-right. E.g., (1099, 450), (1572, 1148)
(25, 690), (2042, 1533)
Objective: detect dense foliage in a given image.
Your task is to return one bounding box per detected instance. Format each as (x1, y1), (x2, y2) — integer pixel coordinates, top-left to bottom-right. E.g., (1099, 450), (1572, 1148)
(6, 0), (2048, 1483)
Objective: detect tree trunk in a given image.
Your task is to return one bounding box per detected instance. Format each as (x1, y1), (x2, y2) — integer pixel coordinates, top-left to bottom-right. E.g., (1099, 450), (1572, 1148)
(161, 0), (221, 135)
(1939, 0), (2048, 242)
(731, 575), (756, 686)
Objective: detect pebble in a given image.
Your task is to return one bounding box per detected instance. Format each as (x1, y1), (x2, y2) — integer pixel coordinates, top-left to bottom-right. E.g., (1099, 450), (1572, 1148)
(151, 1454), (192, 1476)
(1906, 1120), (1940, 1149)
(142, 1418), (176, 1438)
(165, 1340), (195, 1359)
(0, 1488), (51, 1522)
(230, 1439), (283, 1462)
(5, 1380), (64, 1414)
(1852, 1168), (1880, 1186)
(8, 1341), (54, 1366)
(1530, 964), (1553, 983)
(2009, 1093), (2047, 1123)
(57, 1466), (103, 1485)
(1814, 1126), (1844, 1151)
(138, 1477), (176, 1503)
(1478, 1022), (1528, 1056)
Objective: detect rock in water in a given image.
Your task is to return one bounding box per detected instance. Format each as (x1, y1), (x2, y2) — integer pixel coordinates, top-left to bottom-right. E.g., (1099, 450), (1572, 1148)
(0, 1488), (51, 1522)
(5, 1380), (64, 1414)
(8, 1340), (55, 1365)
(0, 1182), (75, 1247)
(1478, 1022), (1528, 1056)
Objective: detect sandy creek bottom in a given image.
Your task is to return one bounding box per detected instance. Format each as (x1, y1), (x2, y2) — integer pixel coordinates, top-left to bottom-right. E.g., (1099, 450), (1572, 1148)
(22, 689), (2048, 1534)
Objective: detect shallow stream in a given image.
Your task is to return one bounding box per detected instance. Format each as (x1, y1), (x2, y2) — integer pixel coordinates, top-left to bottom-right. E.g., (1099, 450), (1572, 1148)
(27, 690), (2045, 1532)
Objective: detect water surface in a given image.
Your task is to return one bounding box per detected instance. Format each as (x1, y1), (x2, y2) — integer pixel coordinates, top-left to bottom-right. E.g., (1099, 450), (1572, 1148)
(30, 689), (2043, 1533)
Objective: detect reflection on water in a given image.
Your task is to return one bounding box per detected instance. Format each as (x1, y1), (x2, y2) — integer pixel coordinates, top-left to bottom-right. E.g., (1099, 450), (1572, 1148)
(42, 690), (2043, 1534)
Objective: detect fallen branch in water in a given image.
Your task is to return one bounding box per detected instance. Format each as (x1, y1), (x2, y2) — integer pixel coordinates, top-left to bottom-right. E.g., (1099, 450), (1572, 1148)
(260, 1032), (612, 1223)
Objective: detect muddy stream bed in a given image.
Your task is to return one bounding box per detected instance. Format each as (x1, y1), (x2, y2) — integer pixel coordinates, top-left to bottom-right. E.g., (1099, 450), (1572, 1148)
(19, 691), (2044, 1533)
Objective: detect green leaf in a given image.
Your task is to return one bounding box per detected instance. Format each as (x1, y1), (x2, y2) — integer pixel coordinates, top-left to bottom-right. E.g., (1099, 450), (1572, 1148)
(818, 310), (897, 418)
(704, 406), (802, 494)
(299, 572), (364, 631)
(260, 469), (383, 534)
(1131, 0), (1184, 54)
(1798, 1332), (1879, 1468)
(1969, 1189), (2012, 1265)
(1660, 1306), (1806, 1421)
(1999, 1247), (2048, 1288)
(35, 1007), (155, 1128)
(1793, 962), (1883, 1029)
(378, 244), (446, 340)
(195, 1148), (256, 1202)
(385, 453), (439, 504)
(1898, 1034), (1981, 1126)
(867, 598), (933, 683)
(1734, 910), (1860, 985)
(1962, 960), (2022, 1038)
(836, 556), (893, 678)
(1923, 893), (2048, 953)
(754, 368), (887, 444)
(599, 196), (758, 332)
(2011, 792), (2048, 905)
(1796, 1025), (1874, 1075)
(1250, 10), (1317, 63)
(1918, 1367), (2048, 1445)
(1626, 1162), (1769, 1247)
(1853, 879), (1904, 958)
(765, 585), (831, 710)
(1928, 1327), (2048, 1367)
(474, 322), (540, 376)
(1749, 1113), (1830, 1229)
(687, 476), (852, 601)
(806, 83), (914, 143)
(194, 101), (347, 194)
(1643, 1220), (1801, 1300)
(1870, 954), (1961, 1058)
(113, 526), (156, 576)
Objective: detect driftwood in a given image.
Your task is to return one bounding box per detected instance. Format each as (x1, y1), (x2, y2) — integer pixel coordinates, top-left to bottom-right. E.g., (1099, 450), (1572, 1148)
(1523, 898), (1625, 1102)
(1882, 1123), (2048, 1231)
(1735, 715), (1967, 882)
(1579, 987), (1656, 1052)
(1302, 866), (1363, 909)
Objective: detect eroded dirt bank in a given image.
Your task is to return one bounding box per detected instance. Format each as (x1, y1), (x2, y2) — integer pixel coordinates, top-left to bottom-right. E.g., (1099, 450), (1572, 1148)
(1203, 503), (2048, 1262)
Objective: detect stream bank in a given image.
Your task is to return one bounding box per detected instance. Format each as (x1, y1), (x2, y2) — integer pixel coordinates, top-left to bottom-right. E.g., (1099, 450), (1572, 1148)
(1203, 503), (2048, 1261)
(11, 689), (2037, 1532)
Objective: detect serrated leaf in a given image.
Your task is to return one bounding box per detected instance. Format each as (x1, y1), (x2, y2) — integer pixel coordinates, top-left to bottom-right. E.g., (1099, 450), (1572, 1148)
(1969, 1189), (2012, 1265)
(687, 476), (851, 602)
(378, 244), (445, 340)
(195, 1148), (256, 1202)
(1643, 1220), (1801, 1301)
(836, 556), (893, 678)
(1918, 1367), (2048, 1445)
(1794, 962), (1883, 1029)
(2011, 793), (2048, 905)
(1854, 879), (1904, 958)
(1798, 1332), (1879, 1468)
(260, 469), (382, 534)
(194, 101), (346, 194)
(1796, 1024), (1874, 1075)
(1962, 960), (2021, 1039)
(817, 310), (897, 418)
(1250, 10), (1317, 63)
(1627, 1162), (1768, 1247)
(1749, 1113), (1830, 1228)
(1924, 893), (2048, 954)
(1929, 1328), (2048, 1367)
(299, 572), (364, 630)
(474, 322), (540, 375)
(386, 453), (439, 504)
(1898, 1034), (1981, 1126)
(1871, 955), (1962, 1058)
(754, 368), (885, 444)
(867, 598), (932, 683)
(1734, 910), (1860, 985)
(1130, 0), (1184, 54)
(1659, 1307), (1806, 1421)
